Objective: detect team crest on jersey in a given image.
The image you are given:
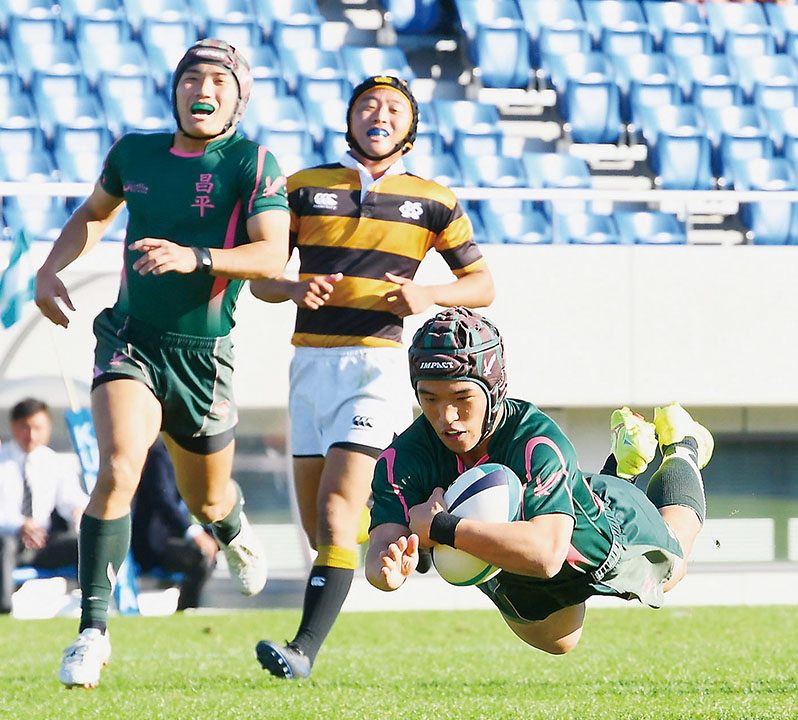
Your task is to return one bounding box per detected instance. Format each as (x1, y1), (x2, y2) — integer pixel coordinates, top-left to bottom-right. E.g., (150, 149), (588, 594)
(313, 192), (338, 210)
(398, 200), (423, 220)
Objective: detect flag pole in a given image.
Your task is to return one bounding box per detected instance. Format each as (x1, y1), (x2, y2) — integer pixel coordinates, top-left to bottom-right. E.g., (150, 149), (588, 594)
(47, 324), (80, 413)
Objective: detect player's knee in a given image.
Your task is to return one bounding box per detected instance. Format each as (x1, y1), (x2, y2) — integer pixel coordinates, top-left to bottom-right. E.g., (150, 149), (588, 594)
(318, 494), (359, 542)
(533, 629), (582, 655)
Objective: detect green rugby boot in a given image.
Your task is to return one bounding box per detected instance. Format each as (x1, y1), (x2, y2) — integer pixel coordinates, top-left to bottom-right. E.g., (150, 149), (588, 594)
(653, 402), (714, 469)
(611, 407), (657, 479)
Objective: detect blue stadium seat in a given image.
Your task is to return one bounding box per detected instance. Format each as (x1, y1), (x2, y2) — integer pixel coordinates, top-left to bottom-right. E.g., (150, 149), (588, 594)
(301, 97), (347, 146)
(380, 0), (442, 34)
(103, 93), (173, 137)
(661, 25), (714, 58)
(627, 76), (682, 130)
(77, 39), (151, 89)
(98, 71), (159, 111)
(74, 16), (131, 44)
(534, 25), (591, 73)
(140, 17), (198, 49)
(0, 91), (39, 131)
(780, 134), (798, 167)
(243, 43), (285, 83)
(36, 93), (107, 142)
(763, 106), (798, 155)
(701, 104), (767, 165)
(341, 46), (415, 87)
(452, 127), (503, 161)
(0, 149), (58, 182)
(257, 128), (315, 157)
(121, 0), (193, 36)
(764, 2), (798, 51)
(474, 24), (531, 89)
(453, 0), (523, 44)
(0, 39), (14, 75)
(690, 79), (743, 112)
(8, 15), (66, 54)
(704, 1), (769, 51)
(277, 46), (346, 94)
(296, 75), (351, 109)
(717, 130), (774, 188)
(457, 155), (526, 189)
(0, 0), (56, 35)
(142, 42), (185, 91)
(478, 202), (552, 244)
(2, 196), (70, 242)
(465, 202), (490, 244)
(672, 53), (736, 102)
(0, 70), (23, 98)
(59, 0), (124, 33)
(517, 0), (584, 43)
(250, 74), (289, 101)
(600, 26), (653, 57)
(432, 99), (501, 149)
(723, 28), (776, 61)
(613, 211), (687, 245)
(190, 0), (258, 32)
(555, 212), (620, 245)
(561, 76), (623, 144)
(273, 151), (321, 177)
(730, 157), (798, 245)
(542, 51), (614, 95)
(240, 94), (307, 143)
(14, 40), (83, 89)
(731, 54), (798, 104)
(408, 130), (442, 158)
(580, 0), (647, 46)
(54, 125), (113, 155)
(321, 127), (349, 163)
(271, 17), (323, 51)
(611, 51), (677, 100)
(251, 0), (324, 41)
(521, 151), (591, 217)
(205, 19), (263, 49)
(641, 1), (705, 49)
(752, 79), (798, 112)
(30, 69), (90, 104)
(403, 153), (463, 187)
(54, 147), (106, 182)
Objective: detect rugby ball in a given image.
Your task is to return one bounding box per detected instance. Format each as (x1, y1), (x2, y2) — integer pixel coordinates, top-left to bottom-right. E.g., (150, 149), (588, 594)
(431, 463), (523, 586)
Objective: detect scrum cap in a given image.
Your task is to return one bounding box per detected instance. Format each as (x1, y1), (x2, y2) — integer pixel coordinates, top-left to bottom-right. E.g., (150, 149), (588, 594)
(409, 307), (507, 442)
(345, 75), (419, 161)
(172, 39), (253, 132)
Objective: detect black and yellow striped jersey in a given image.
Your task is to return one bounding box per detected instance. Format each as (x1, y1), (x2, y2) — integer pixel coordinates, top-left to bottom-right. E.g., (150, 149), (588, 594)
(287, 162), (486, 348)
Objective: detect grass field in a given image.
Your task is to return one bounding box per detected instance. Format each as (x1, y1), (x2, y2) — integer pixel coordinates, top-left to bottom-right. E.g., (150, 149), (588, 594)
(1, 606), (795, 720)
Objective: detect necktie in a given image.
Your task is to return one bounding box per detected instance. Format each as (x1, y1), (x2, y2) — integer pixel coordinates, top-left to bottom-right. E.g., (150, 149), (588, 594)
(21, 458), (32, 519)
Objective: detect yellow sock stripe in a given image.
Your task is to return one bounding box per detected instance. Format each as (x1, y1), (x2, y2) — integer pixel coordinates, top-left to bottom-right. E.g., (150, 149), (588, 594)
(314, 545), (359, 570)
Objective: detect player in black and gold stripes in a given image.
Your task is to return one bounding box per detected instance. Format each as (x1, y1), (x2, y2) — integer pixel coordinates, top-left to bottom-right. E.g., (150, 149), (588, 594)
(252, 75), (494, 680)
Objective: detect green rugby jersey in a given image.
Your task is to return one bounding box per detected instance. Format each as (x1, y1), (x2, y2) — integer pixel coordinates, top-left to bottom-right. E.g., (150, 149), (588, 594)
(371, 398), (615, 577)
(100, 131), (288, 337)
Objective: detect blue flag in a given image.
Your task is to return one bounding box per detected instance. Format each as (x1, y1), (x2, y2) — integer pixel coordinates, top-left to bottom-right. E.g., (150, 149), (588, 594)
(64, 407), (100, 495)
(0, 231), (35, 329)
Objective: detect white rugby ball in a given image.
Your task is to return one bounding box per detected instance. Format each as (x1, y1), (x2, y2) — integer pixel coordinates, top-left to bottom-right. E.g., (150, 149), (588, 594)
(431, 463), (523, 586)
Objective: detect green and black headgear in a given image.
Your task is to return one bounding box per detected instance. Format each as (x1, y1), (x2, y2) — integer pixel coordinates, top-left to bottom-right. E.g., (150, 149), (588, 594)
(172, 38), (253, 139)
(345, 75), (419, 161)
(409, 307), (507, 446)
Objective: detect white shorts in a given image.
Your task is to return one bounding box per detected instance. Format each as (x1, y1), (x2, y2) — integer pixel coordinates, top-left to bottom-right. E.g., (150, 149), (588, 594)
(288, 346), (414, 457)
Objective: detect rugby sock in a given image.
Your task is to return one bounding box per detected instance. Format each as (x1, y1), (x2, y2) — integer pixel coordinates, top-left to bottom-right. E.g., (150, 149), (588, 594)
(78, 514), (131, 633)
(211, 480), (243, 546)
(600, 454), (618, 477)
(291, 545), (357, 665)
(645, 437), (706, 524)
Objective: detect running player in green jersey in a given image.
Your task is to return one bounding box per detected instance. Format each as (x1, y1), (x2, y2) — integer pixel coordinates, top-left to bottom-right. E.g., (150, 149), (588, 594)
(366, 307), (713, 655)
(34, 40), (290, 688)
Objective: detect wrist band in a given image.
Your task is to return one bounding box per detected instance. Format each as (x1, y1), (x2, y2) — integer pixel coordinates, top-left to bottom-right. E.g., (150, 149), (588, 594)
(429, 511), (461, 548)
(192, 246), (213, 273)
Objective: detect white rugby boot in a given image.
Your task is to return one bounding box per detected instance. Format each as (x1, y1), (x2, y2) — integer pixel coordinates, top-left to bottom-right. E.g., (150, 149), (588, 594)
(58, 629), (111, 689)
(215, 512), (268, 596)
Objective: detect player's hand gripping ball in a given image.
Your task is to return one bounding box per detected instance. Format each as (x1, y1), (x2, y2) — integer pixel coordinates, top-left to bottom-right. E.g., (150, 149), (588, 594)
(432, 463), (522, 586)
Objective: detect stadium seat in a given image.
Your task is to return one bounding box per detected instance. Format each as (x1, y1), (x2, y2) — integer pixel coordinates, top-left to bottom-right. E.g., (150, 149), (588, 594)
(432, 99), (501, 149)
(271, 17), (324, 51)
(600, 26), (654, 57)
(190, 0), (258, 31)
(0, 39), (14, 75)
(140, 17), (198, 50)
(250, 74), (289, 102)
(555, 212), (621, 245)
(256, 128), (315, 157)
(53, 125), (113, 156)
(452, 0), (523, 44)
(613, 210), (687, 245)
(121, 0), (193, 36)
(464, 202), (490, 244)
(59, 0), (124, 31)
(672, 54), (736, 102)
(0, 126), (47, 154)
(0, 90), (39, 129)
(641, 1), (705, 49)
(474, 24), (531, 89)
(517, 0), (584, 43)
(731, 54), (798, 104)
(723, 28), (776, 61)
(251, 0), (324, 41)
(627, 77), (682, 130)
(296, 75), (351, 109)
(764, 2), (798, 51)
(30, 69), (90, 107)
(301, 96), (347, 146)
(54, 147), (107, 183)
(780, 134), (798, 167)
(243, 44), (285, 83)
(409, 130), (443, 158)
(730, 157), (798, 245)
(704, 1), (769, 51)
(37, 93), (107, 142)
(104, 93), (174, 137)
(270, 151), (320, 177)
(542, 51), (614, 95)
(205, 19), (263, 50)
(752, 79), (798, 112)
(521, 151), (591, 218)
(2, 196), (70, 242)
(0, 70), (23, 99)
(690, 79), (743, 112)
(457, 155), (526, 189)
(0, 0), (56, 35)
(74, 16), (131, 44)
(534, 25), (591, 73)
(341, 46), (415, 87)
(478, 202), (552, 244)
(580, 0), (647, 46)
(561, 76), (623, 145)
(403, 153), (463, 187)
(321, 127), (349, 163)
(380, 0), (442, 34)
(143, 42), (186, 91)
(611, 51), (677, 99)
(717, 130), (774, 189)
(8, 15), (66, 56)
(452, 127), (503, 161)
(661, 25), (715, 58)
(0, 149), (58, 182)
(701, 104), (767, 169)
(77, 39), (151, 89)
(98, 70), (159, 109)
(763, 106), (798, 155)
(240, 95), (307, 144)
(14, 40), (83, 90)
(277, 46), (347, 94)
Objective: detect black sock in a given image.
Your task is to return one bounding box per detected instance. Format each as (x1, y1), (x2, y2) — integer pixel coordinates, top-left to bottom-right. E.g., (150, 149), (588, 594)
(600, 453), (618, 476)
(291, 565), (354, 665)
(646, 437), (706, 523)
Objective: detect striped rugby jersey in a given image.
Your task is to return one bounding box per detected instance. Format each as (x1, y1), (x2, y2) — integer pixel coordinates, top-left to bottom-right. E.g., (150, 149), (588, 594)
(287, 159), (486, 348)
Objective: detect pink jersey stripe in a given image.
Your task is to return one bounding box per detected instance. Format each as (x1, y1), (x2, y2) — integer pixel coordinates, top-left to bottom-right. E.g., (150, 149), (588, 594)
(169, 147), (206, 158)
(377, 448), (411, 524)
(207, 199), (241, 324)
(524, 436), (570, 497)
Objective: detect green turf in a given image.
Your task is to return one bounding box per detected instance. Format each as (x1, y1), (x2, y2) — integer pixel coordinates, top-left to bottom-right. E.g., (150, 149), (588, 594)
(0, 606), (795, 720)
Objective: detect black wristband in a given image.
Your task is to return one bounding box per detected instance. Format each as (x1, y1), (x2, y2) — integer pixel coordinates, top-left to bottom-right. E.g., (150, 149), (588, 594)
(192, 246), (213, 273)
(429, 511), (461, 548)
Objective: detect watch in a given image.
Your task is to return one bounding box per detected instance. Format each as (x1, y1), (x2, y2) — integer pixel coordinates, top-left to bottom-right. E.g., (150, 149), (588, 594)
(192, 246), (213, 274)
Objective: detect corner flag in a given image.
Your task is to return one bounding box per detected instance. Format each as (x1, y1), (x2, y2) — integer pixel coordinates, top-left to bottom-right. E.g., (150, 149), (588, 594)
(0, 231), (35, 329)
